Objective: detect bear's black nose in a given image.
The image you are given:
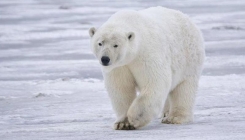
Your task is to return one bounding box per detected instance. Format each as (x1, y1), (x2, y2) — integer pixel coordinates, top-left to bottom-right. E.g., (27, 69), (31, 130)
(101, 56), (110, 66)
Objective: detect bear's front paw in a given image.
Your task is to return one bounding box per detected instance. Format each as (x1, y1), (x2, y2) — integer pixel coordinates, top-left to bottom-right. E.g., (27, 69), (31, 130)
(127, 108), (151, 129)
(114, 118), (135, 130)
(162, 112), (192, 124)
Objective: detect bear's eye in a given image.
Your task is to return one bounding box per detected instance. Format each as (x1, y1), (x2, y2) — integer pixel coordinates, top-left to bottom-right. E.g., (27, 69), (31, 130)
(114, 45), (118, 48)
(98, 43), (102, 46)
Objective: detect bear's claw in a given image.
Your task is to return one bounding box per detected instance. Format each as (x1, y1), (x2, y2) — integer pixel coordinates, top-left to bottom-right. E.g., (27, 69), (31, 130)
(162, 113), (191, 124)
(114, 118), (135, 130)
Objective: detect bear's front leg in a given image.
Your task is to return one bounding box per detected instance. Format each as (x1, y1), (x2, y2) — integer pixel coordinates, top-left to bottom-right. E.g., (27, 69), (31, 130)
(103, 67), (137, 130)
(125, 61), (171, 129)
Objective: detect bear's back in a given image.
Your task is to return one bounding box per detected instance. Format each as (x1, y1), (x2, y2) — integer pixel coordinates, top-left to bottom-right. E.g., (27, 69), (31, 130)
(99, 9), (144, 33)
(105, 7), (191, 34)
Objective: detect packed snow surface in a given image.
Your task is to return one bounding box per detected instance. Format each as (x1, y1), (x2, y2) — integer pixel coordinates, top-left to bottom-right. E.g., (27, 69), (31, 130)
(0, 0), (245, 140)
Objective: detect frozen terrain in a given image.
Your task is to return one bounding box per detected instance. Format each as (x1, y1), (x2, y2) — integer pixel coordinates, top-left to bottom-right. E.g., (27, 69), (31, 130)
(0, 0), (245, 139)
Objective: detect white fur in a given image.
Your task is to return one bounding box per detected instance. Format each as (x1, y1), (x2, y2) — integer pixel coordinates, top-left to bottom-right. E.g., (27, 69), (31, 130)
(89, 6), (205, 130)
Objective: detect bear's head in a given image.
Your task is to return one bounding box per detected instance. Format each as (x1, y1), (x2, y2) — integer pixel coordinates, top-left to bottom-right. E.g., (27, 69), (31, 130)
(89, 26), (137, 72)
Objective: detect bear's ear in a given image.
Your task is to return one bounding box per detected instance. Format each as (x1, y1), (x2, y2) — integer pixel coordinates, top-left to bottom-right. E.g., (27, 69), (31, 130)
(89, 27), (96, 37)
(127, 32), (135, 41)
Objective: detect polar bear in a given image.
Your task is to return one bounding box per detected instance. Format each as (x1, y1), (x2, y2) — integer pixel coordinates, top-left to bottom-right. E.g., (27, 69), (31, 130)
(89, 6), (205, 130)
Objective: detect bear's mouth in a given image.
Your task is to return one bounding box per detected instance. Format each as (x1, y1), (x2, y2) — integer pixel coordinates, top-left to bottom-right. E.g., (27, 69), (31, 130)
(102, 63), (110, 66)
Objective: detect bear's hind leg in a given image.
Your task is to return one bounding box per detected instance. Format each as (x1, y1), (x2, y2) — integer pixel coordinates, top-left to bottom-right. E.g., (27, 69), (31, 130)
(162, 77), (198, 124)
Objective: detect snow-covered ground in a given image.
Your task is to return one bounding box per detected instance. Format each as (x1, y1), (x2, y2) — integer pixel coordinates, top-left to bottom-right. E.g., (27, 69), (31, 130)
(0, 0), (245, 139)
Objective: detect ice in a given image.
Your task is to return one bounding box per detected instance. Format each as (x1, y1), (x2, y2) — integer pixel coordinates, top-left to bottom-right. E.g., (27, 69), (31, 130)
(0, 0), (245, 139)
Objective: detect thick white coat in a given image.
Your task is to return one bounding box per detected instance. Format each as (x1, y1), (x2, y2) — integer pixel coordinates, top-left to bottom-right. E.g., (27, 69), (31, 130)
(89, 7), (205, 130)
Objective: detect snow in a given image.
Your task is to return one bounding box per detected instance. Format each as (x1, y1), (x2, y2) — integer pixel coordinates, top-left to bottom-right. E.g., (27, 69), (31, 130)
(0, 0), (245, 139)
